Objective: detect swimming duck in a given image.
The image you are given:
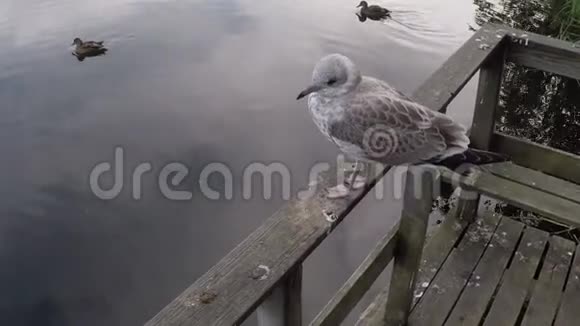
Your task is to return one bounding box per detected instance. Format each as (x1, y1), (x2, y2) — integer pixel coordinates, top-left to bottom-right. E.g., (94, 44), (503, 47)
(356, 12), (385, 22)
(71, 38), (107, 60)
(356, 1), (390, 20)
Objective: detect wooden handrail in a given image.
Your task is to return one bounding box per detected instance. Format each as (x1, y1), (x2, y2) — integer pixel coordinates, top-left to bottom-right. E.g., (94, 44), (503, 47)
(505, 26), (580, 81)
(144, 168), (390, 326)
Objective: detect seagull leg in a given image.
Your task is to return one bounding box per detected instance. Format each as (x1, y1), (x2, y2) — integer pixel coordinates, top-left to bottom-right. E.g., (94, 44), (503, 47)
(326, 161), (357, 199)
(347, 161), (367, 190)
(326, 161), (369, 199)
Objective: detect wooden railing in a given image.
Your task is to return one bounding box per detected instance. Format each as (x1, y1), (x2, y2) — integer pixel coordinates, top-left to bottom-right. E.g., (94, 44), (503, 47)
(144, 24), (580, 326)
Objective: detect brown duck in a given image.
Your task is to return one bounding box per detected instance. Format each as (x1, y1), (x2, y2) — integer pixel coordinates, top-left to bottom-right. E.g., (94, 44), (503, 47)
(356, 1), (391, 20)
(71, 38), (108, 61)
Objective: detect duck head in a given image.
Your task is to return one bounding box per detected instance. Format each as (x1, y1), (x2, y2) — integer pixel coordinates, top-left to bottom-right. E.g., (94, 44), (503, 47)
(72, 38), (83, 46)
(356, 1), (368, 8)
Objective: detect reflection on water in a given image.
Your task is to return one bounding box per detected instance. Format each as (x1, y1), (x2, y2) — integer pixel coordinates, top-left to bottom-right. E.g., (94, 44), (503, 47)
(72, 49), (108, 62)
(1, 0), (487, 324)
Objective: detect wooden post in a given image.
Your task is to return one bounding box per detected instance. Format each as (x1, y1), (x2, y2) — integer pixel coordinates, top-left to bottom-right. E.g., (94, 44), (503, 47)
(452, 188), (480, 222)
(470, 41), (506, 150)
(257, 265), (302, 326)
(457, 42), (506, 220)
(383, 166), (437, 325)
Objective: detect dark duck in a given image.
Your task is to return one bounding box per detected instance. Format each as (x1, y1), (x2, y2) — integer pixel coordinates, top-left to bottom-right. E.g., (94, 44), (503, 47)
(356, 1), (391, 21)
(71, 37), (108, 61)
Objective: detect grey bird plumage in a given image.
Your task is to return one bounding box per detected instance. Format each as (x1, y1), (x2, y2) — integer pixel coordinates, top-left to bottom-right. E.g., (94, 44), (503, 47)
(297, 53), (507, 198)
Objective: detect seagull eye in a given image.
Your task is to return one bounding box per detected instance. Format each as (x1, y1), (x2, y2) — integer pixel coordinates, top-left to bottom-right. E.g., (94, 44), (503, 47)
(327, 78), (337, 85)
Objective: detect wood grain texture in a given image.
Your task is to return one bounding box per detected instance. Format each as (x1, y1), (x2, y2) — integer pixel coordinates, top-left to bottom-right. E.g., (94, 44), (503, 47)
(482, 227), (549, 326)
(554, 244), (580, 326)
(382, 167), (437, 325)
(491, 133), (580, 185)
(439, 167), (580, 228)
(451, 187), (481, 223)
(521, 236), (575, 326)
(483, 162), (580, 205)
(470, 43), (505, 150)
(506, 31), (580, 81)
(445, 217), (524, 326)
(356, 206), (469, 326)
(408, 210), (501, 326)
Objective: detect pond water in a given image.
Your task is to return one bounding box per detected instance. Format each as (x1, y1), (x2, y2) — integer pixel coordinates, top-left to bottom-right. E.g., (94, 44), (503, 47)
(0, 0), (518, 325)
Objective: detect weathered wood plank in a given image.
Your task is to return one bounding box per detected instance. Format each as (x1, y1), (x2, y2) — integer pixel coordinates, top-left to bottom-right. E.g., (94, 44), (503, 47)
(439, 167), (580, 228)
(506, 30), (580, 81)
(411, 203), (472, 309)
(258, 265), (303, 326)
(491, 132), (580, 185)
(411, 24), (508, 113)
(309, 223), (399, 326)
(407, 210), (502, 325)
(449, 169), (484, 227)
(286, 267), (303, 326)
(356, 205), (470, 326)
(445, 217), (524, 326)
(483, 162), (580, 205)
(470, 38), (506, 150)
(482, 227), (549, 326)
(521, 236), (575, 326)
(452, 195), (479, 223)
(144, 167), (391, 326)
(554, 244), (580, 326)
(382, 167), (437, 324)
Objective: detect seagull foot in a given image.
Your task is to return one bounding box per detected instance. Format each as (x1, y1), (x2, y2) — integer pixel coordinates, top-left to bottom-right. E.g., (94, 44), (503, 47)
(326, 184), (350, 199)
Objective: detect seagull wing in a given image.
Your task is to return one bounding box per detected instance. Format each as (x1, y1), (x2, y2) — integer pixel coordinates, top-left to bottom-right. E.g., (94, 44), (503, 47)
(329, 87), (469, 164)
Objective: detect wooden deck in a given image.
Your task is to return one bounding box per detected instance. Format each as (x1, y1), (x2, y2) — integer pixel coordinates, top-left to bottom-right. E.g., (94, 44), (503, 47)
(384, 209), (578, 326)
(358, 160), (580, 326)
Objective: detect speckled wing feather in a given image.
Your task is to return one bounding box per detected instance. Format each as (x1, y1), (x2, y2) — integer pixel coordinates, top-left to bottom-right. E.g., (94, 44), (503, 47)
(328, 78), (467, 164)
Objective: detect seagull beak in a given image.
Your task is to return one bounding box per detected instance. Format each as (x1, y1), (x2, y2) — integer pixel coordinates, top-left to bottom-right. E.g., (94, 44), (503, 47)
(296, 84), (322, 100)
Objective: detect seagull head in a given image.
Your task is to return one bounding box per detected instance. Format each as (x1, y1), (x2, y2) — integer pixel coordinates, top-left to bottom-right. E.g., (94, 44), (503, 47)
(297, 53), (362, 100)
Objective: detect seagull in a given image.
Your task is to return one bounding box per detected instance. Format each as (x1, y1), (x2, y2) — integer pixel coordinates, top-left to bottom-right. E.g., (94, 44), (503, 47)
(296, 53), (508, 198)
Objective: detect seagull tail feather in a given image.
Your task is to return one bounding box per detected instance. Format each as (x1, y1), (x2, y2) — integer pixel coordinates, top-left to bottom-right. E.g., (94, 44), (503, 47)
(427, 148), (510, 171)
